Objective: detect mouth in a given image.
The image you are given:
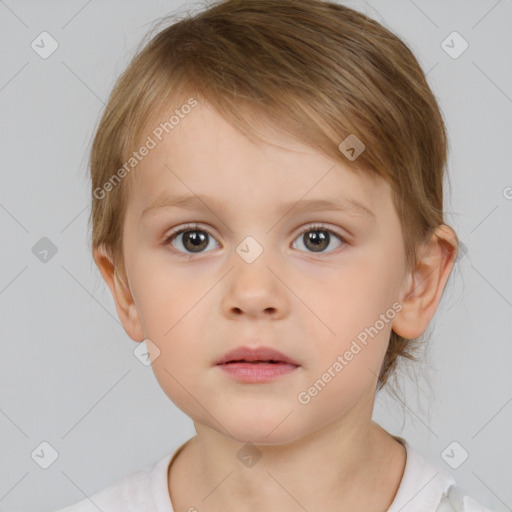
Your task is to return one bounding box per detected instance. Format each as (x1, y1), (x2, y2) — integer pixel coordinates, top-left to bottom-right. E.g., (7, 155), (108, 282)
(215, 346), (299, 367)
(215, 346), (299, 383)
(217, 360), (299, 382)
(222, 360), (290, 364)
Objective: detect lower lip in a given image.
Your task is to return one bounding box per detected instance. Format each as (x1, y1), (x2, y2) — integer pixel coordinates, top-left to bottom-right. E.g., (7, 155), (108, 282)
(217, 362), (299, 382)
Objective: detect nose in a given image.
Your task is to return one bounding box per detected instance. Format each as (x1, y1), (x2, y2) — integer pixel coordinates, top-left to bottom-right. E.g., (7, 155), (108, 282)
(221, 249), (287, 320)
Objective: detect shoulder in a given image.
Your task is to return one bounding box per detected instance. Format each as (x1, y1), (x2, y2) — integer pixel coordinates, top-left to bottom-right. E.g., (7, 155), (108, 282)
(387, 437), (494, 512)
(436, 485), (495, 512)
(52, 451), (175, 512)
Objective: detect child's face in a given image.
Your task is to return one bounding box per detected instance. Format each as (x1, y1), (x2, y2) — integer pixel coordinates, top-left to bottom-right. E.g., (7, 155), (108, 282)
(116, 101), (411, 443)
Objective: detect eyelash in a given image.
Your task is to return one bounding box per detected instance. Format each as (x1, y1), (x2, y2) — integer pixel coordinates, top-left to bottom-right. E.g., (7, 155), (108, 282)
(163, 222), (347, 258)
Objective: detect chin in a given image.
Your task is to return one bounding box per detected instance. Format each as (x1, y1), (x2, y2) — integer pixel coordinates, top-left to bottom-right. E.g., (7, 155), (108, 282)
(218, 414), (308, 447)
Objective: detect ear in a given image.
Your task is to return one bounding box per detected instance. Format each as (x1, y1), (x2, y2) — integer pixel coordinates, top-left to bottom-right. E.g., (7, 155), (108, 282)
(392, 225), (458, 340)
(93, 246), (145, 342)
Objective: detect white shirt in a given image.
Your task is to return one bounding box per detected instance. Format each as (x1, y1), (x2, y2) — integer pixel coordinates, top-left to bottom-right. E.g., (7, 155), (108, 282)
(54, 436), (493, 512)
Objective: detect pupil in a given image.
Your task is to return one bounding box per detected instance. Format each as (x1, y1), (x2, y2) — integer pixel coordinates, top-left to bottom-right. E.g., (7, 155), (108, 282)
(305, 230), (329, 252)
(184, 231), (208, 252)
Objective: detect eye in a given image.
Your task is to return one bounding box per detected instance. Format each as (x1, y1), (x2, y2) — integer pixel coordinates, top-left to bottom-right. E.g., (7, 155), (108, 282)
(164, 223), (219, 256)
(292, 223), (346, 254)
(164, 222), (347, 257)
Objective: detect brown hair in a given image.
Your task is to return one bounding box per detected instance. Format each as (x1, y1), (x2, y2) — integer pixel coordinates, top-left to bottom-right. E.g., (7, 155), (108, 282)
(88, 0), (457, 391)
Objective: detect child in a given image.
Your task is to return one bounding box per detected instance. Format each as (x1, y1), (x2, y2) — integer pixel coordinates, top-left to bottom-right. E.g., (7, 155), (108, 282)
(56, 0), (493, 510)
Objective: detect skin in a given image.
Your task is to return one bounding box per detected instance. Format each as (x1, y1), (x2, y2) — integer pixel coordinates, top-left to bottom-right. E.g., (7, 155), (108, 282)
(94, 100), (457, 512)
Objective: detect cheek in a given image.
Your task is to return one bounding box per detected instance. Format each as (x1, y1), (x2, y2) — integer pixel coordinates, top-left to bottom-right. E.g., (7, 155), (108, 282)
(129, 257), (217, 362)
(312, 256), (399, 330)
(305, 257), (400, 374)
(128, 250), (196, 333)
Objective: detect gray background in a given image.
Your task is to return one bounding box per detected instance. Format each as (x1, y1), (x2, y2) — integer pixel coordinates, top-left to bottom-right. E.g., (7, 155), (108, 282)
(1, 0), (511, 510)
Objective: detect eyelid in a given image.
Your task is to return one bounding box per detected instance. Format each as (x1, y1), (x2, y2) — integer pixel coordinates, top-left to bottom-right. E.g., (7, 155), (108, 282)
(163, 222), (215, 245)
(294, 222), (348, 243)
(163, 222), (347, 242)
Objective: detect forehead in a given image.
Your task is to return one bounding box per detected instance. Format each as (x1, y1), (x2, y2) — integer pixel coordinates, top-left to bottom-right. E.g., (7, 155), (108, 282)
(126, 101), (390, 220)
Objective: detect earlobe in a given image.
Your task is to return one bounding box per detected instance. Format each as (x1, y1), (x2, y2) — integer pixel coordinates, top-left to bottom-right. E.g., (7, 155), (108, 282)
(392, 225), (458, 340)
(93, 246), (145, 342)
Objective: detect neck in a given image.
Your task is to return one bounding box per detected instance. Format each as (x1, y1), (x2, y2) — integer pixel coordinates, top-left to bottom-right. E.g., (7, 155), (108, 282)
(168, 419), (406, 512)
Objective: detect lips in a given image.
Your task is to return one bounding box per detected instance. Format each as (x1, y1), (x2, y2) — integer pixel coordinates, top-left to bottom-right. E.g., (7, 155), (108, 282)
(216, 346), (299, 366)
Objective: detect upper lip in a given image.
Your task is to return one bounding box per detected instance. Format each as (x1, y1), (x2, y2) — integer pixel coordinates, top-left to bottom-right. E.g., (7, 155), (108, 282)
(216, 346), (299, 366)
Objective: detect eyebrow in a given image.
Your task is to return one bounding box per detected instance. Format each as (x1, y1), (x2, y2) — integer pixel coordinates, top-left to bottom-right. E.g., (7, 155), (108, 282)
(140, 193), (375, 221)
